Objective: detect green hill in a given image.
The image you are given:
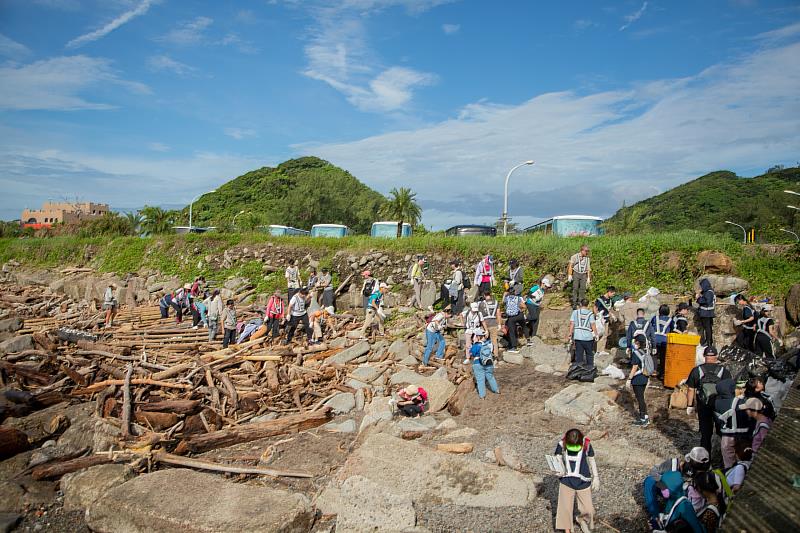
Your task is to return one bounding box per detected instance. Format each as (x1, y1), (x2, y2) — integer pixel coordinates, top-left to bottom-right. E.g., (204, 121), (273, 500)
(188, 156), (387, 234)
(605, 167), (800, 242)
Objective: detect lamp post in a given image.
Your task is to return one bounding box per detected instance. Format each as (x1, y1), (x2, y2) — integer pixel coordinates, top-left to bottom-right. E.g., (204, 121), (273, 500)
(188, 189), (216, 232)
(780, 228), (799, 242)
(502, 160), (534, 236)
(233, 210), (247, 229)
(724, 220), (747, 243)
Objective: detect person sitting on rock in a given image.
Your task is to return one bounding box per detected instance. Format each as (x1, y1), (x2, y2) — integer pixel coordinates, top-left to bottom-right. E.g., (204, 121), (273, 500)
(644, 447), (710, 519)
(396, 384), (428, 417)
(469, 328), (499, 399)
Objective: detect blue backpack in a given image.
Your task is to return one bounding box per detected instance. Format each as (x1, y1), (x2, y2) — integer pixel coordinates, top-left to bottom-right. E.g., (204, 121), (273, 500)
(479, 342), (494, 365)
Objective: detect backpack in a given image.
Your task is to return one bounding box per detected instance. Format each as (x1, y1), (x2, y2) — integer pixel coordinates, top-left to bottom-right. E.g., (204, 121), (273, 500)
(462, 271), (472, 290)
(362, 279), (376, 297)
(637, 348), (656, 377)
(479, 342), (494, 365)
(697, 365), (726, 405)
(632, 319), (651, 350)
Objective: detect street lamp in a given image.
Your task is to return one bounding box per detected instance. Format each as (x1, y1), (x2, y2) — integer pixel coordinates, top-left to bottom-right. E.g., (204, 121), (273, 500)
(784, 190), (799, 197)
(233, 210), (247, 228)
(188, 189), (216, 232)
(724, 220), (747, 243)
(502, 160), (535, 236)
(780, 228), (799, 242)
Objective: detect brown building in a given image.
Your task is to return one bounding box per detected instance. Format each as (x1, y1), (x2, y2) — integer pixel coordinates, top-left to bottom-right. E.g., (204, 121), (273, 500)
(21, 201), (110, 229)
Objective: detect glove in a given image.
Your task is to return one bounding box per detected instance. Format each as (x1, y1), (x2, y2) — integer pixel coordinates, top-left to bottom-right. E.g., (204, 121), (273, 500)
(588, 457), (600, 491)
(687, 406), (695, 415)
(625, 380), (631, 390)
(626, 348), (631, 355)
(651, 347), (658, 356)
(567, 275), (573, 283)
(591, 477), (600, 492)
(733, 319), (742, 326)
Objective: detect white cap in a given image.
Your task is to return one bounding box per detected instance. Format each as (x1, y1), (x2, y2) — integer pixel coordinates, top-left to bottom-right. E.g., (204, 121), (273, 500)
(761, 304), (773, 312)
(542, 278), (553, 288)
(473, 328), (485, 336)
(470, 302), (480, 312)
(379, 282), (390, 289)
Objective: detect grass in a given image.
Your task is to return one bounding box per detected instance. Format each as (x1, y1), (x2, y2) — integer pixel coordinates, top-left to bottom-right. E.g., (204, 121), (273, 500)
(0, 230), (797, 301)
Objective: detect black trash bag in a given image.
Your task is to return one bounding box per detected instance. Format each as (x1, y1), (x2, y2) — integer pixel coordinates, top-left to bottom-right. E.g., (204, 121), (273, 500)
(566, 362), (585, 380)
(578, 366), (598, 382)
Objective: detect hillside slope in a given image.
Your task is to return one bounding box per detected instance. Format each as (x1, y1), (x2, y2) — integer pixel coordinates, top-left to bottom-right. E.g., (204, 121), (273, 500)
(188, 156), (387, 234)
(605, 167), (800, 241)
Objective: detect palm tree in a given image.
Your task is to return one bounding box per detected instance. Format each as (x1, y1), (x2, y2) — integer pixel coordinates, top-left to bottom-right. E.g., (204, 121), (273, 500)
(140, 206), (174, 235)
(380, 187), (422, 238)
(123, 211), (144, 236)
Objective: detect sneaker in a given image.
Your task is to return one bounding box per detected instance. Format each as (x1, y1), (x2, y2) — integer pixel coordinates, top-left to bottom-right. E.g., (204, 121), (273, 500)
(632, 418), (645, 426)
(507, 349), (520, 354)
(192, 326), (199, 330)
(640, 416), (651, 427)
(462, 358), (470, 364)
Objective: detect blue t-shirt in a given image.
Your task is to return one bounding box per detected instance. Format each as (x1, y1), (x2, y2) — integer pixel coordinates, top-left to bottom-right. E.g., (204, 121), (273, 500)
(570, 309), (595, 341)
(554, 441), (595, 490)
(367, 292), (382, 309)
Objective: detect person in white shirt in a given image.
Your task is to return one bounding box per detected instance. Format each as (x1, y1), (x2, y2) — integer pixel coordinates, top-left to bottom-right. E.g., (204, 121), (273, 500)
(204, 289), (224, 342)
(567, 245), (591, 309)
(103, 283), (118, 328)
(285, 259), (302, 301)
(284, 288), (312, 344)
(462, 302), (483, 364)
(422, 307), (452, 366)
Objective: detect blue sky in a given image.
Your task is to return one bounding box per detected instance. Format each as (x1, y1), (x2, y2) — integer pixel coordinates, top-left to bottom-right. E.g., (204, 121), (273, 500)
(1, 0), (799, 229)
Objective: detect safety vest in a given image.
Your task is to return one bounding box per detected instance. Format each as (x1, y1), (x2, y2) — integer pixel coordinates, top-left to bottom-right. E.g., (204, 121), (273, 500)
(700, 290), (716, 311)
(742, 306), (756, 331)
(756, 316), (772, 337)
(632, 319), (650, 348)
(595, 297), (612, 318)
(479, 300), (498, 322)
(673, 314), (689, 332)
(572, 254), (590, 274)
(718, 397), (748, 436)
(561, 438), (592, 482)
(465, 312), (482, 330)
(575, 310), (594, 332)
(655, 316), (672, 336)
(266, 297), (283, 318)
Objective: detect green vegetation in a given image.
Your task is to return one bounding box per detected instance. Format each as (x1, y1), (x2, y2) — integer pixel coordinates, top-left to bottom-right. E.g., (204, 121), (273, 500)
(1, 231), (797, 301)
(188, 156), (388, 234)
(379, 187), (423, 238)
(604, 167), (800, 243)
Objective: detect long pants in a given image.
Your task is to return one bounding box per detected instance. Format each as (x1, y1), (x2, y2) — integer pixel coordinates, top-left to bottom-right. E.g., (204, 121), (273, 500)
(287, 287), (299, 302)
(286, 313), (311, 342)
(526, 306), (541, 338)
(633, 384), (648, 418)
(486, 325), (499, 357)
(574, 339), (594, 367)
(720, 436), (737, 469)
(322, 287), (334, 308)
(361, 309), (384, 336)
(643, 476), (661, 518)
(571, 272), (588, 308)
(506, 313), (525, 349)
(700, 316), (714, 346)
(423, 329), (445, 365)
(472, 361), (499, 398)
(400, 403), (424, 417)
(697, 402), (716, 454)
(208, 318), (219, 341)
(754, 333), (774, 358)
(477, 281), (491, 301)
(411, 280), (423, 308)
(222, 328), (236, 348)
(160, 303), (169, 319)
(191, 308), (201, 327)
(736, 329), (755, 351)
(450, 289), (465, 314)
(656, 343), (667, 378)
(266, 317), (281, 339)
(556, 484), (594, 532)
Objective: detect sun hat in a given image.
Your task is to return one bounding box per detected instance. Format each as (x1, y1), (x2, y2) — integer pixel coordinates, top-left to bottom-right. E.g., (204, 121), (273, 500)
(404, 384), (419, 396)
(738, 397), (764, 411)
(684, 447), (710, 465)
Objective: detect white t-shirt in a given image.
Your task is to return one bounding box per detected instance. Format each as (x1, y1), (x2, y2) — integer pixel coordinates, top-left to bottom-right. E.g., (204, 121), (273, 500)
(726, 461), (750, 488)
(427, 312), (446, 333)
(289, 294), (307, 316)
(285, 266), (300, 289)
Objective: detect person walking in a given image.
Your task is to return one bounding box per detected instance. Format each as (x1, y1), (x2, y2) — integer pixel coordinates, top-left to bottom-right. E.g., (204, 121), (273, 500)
(567, 245), (591, 309)
(307, 267), (319, 304)
(222, 299), (237, 348)
(422, 307), (451, 366)
(473, 254), (495, 301)
(409, 257), (426, 309)
(205, 289), (224, 342)
(568, 299), (597, 368)
(360, 270), (378, 310)
(449, 260), (465, 314)
(695, 278), (716, 346)
(503, 289), (526, 354)
(264, 289), (285, 341)
(103, 283), (118, 328)
(478, 290), (501, 358)
(553, 428), (599, 533)
(593, 286), (616, 352)
(626, 308), (655, 357)
(686, 346), (732, 454)
(733, 294), (757, 350)
(714, 379), (749, 468)
(361, 282), (388, 338)
(626, 334), (651, 427)
(284, 288), (312, 344)
(285, 259), (302, 301)
(754, 304), (780, 358)
(469, 328), (499, 399)
(507, 259), (524, 296)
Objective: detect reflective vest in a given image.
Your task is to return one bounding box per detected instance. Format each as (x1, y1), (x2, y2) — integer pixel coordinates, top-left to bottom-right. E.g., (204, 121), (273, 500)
(673, 314), (689, 332)
(575, 310), (594, 333)
(700, 290), (716, 311)
(561, 438), (592, 482)
(479, 300), (498, 322)
(465, 312), (482, 330)
(742, 306), (756, 331)
(655, 316), (672, 336)
(756, 316), (772, 337)
(658, 496), (690, 529)
(718, 397), (748, 436)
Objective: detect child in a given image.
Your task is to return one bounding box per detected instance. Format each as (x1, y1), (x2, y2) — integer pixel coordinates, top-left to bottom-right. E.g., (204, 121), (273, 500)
(310, 309), (325, 345)
(222, 299), (237, 348)
(462, 302), (483, 364)
(694, 471), (725, 533)
(626, 334), (650, 427)
(469, 328), (499, 399)
(725, 440), (753, 493)
(554, 428), (598, 533)
(396, 384), (428, 417)
(740, 397), (771, 453)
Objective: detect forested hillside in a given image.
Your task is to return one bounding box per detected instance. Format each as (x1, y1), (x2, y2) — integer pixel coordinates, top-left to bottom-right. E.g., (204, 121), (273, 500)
(605, 167), (800, 242)
(188, 156), (387, 234)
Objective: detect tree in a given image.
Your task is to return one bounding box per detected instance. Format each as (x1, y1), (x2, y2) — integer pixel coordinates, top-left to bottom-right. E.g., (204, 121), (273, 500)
(123, 211), (144, 235)
(493, 218), (519, 234)
(379, 187), (422, 238)
(140, 206), (175, 235)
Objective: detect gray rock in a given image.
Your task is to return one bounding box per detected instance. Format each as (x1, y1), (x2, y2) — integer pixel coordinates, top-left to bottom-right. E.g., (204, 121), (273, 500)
(0, 317), (22, 334)
(359, 397), (394, 433)
(345, 379), (372, 391)
(351, 365), (383, 384)
(249, 413), (279, 424)
(440, 427), (478, 440)
(86, 469), (313, 533)
(435, 418), (458, 431)
(0, 335), (33, 355)
(418, 368), (456, 413)
(61, 464), (133, 511)
(355, 389), (365, 411)
(535, 364), (555, 374)
(324, 392), (356, 414)
(0, 482), (24, 513)
(696, 274), (749, 297)
(543, 383), (620, 425)
(326, 340), (370, 365)
(329, 337), (348, 349)
(223, 277), (249, 291)
(387, 339), (410, 360)
(321, 419), (357, 434)
(502, 352), (524, 365)
(0, 512), (21, 533)
(389, 369), (425, 386)
(396, 416), (437, 433)
(328, 476), (417, 532)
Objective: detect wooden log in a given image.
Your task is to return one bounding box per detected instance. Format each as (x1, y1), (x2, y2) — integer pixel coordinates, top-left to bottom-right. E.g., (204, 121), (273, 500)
(72, 379), (191, 395)
(134, 410), (179, 430)
(137, 399), (200, 414)
(447, 379), (474, 416)
(174, 407), (333, 455)
(436, 442), (474, 454)
(153, 450), (312, 478)
(31, 454), (113, 480)
(0, 361), (52, 385)
(121, 363), (133, 439)
(0, 426), (31, 460)
(152, 362), (195, 380)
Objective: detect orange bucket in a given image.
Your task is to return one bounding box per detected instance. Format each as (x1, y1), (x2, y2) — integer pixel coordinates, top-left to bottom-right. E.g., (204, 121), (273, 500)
(664, 333), (701, 388)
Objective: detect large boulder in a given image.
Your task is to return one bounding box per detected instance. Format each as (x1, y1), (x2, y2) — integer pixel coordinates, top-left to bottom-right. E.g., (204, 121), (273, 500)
(61, 464), (134, 511)
(0, 317), (22, 335)
(695, 274), (748, 297)
(394, 367), (456, 413)
(543, 383), (620, 425)
(326, 341), (370, 365)
(317, 433), (536, 510)
(786, 283), (800, 327)
(324, 392), (356, 415)
(0, 335), (33, 355)
(696, 251), (733, 274)
(328, 475), (417, 532)
(86, 469), (313, 533)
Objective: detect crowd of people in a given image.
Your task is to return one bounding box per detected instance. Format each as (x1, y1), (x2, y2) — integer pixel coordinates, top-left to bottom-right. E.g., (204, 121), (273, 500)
(147, 244), (788, 533)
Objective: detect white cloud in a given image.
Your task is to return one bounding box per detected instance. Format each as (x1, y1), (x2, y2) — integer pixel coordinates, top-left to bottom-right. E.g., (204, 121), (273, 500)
(147, 142), (170, 152)
(66, 0), (156, 49)
(754, 21), (800, 43)
(306, 38), (800, 228)
(0, 55), (150, 111)
(224, 127), (257, 140)
(573, 19), (597, 31)
(620, 1), (648, 31)
(217, 33), (259, 54)
(442, 23), (460, 35)
(158, 16), (214, 46)
(0, 33), (32, 58)
(146, 54), (197, 76)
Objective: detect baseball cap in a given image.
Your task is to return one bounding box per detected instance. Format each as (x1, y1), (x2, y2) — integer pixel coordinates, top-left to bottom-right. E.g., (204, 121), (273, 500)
(361, 270), (371, 277)
(473, 328), (485, 337)
(379, 282), (390, 289)
(703, 346), (718, 357)
(738, 397), (764, 411)
(684, 447), (710, 465)
(470, 302), (480, 312)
